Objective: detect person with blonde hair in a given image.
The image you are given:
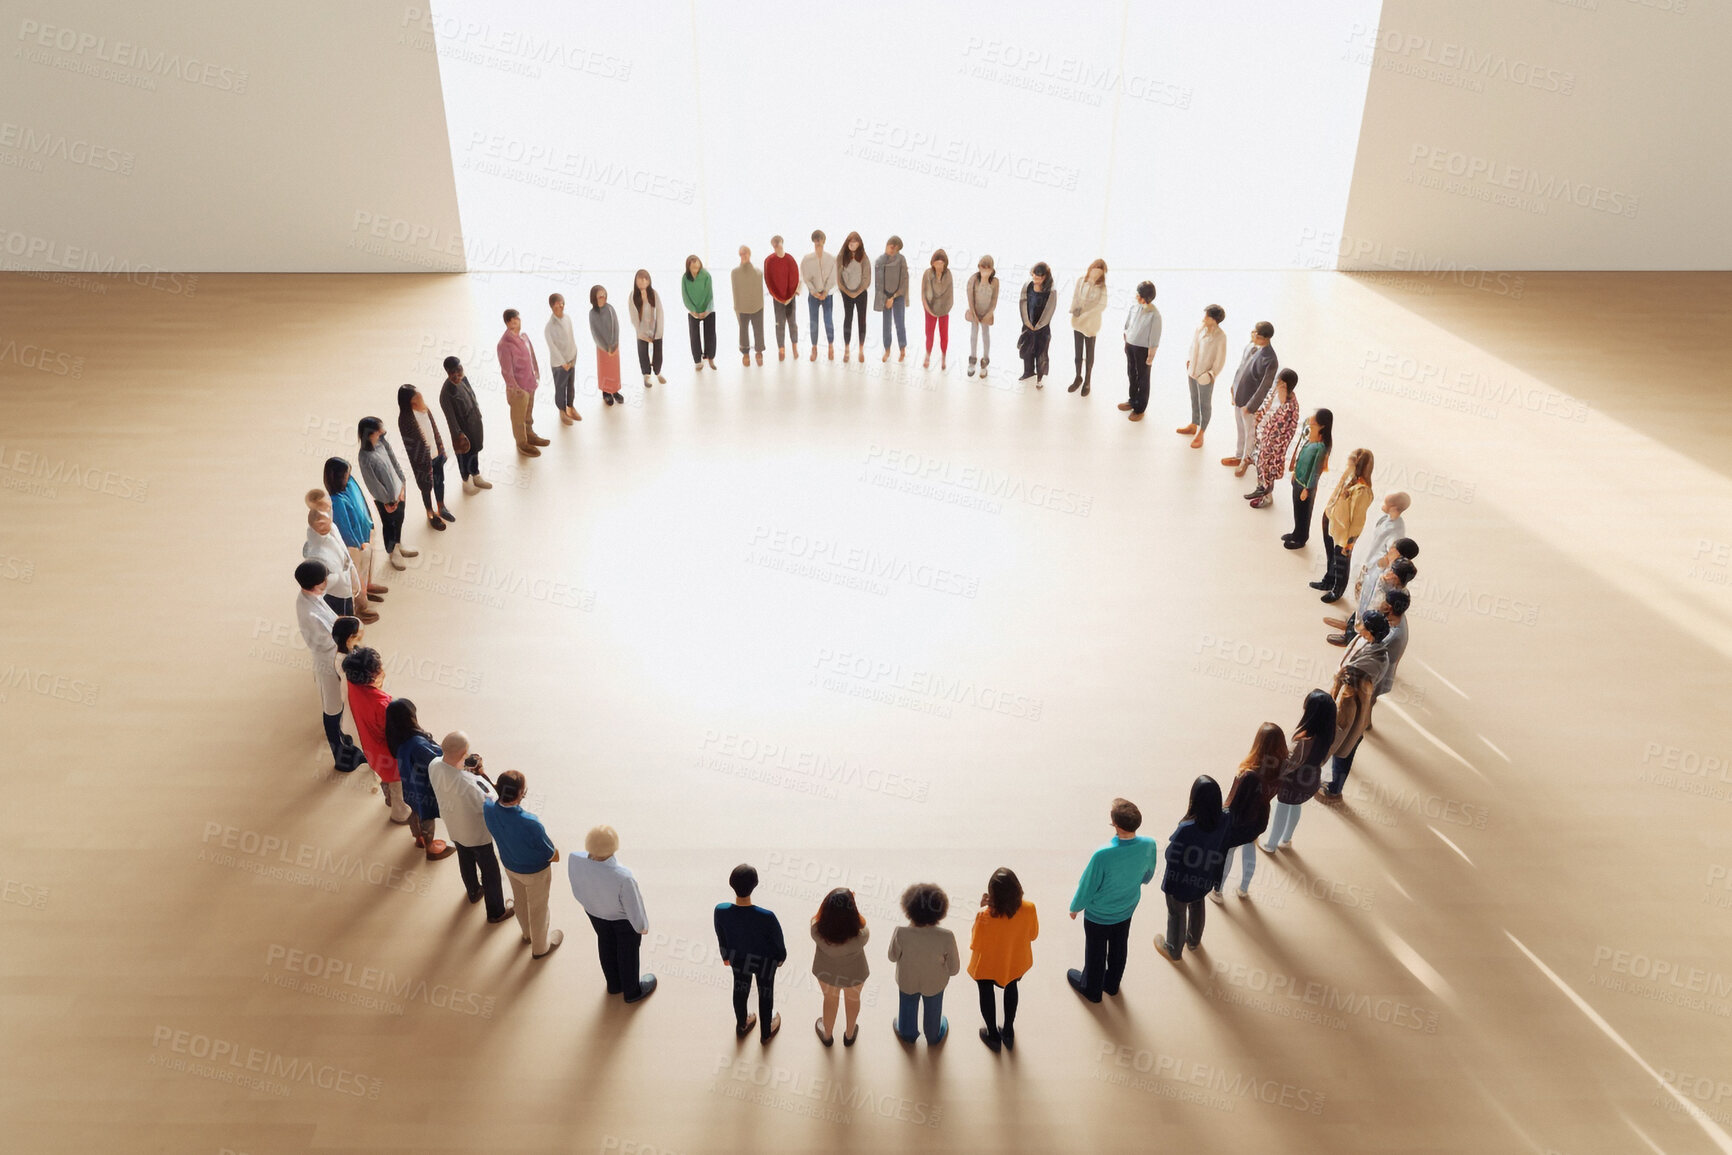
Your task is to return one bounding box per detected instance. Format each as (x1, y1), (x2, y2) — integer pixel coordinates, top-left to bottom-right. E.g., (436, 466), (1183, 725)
(964, 255), (999, 378)
(1315, 448), (1376, 603)
(568, 824), (656, 1002)
(1067, 258), (1108, 395)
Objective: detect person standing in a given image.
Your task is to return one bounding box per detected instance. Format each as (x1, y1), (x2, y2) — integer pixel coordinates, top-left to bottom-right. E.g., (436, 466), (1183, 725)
(1327, 543), (1417, 642)
(321, 460), (388, 611)
(802, 230), (837, 361)
(1117, 281), (1161, 422)
(386, 698), (456, 861)
(1067, 259), (1108, 395)
(428, 731), (515, 924)
(356, 417), (415, 569)
(1212, 724), (1285, 902)
(395, 384), (455, 532)
(1343, 493), (1412, 602)
(714, 863), (786, 1042)
(1018, 262), (1057, 385)
(1065, 797), (1160, 1003)
(731, 246), (766, 367)
(628, 270), (666, 387)
(964, 256), (998, 378)
(920, 249), (953, 371)
(1177, 304), (1227, 448)
(545, 293), (582, 424)
(1223, 322), (1277, 470)
(764, 236), (801, 360)
(875, 236), (910, 362)
(1284, 409), (1332, 550)
(1315, 448), (1376, 603)
(590, 285), (623, 406)
(1321, 612), (1391, 797)
(304, 508), (371, 622)
(968, 867), (1037, 1052)
(836, 232), (872, 362)
(294, 561), (363, 773)
(1266, 691), (1339, 851)
(1156, 776), (1229, 960)
(1246, 369), (1300, 508)
(497, 308), (548, 456)
(888, 883), (960, 1045)
(341, 646), (412, 825)
(811, 888), (868, 1046)
(568, 825), (657, 1002)
(682, 255), (718, 372)
(483, 769), (564, 958)
(438, 357), (493, 494)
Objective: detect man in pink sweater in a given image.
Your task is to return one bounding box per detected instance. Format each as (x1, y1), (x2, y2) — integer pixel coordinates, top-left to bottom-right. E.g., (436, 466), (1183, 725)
(496, 308), (549, 456)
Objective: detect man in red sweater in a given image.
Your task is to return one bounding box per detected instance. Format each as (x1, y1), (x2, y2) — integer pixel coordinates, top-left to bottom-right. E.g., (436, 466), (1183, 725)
(342, 646), (413, 826)
(764, 236), (801, 361)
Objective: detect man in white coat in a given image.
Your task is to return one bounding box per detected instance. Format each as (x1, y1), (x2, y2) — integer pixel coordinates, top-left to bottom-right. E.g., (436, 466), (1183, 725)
(294, 560), (361, 773)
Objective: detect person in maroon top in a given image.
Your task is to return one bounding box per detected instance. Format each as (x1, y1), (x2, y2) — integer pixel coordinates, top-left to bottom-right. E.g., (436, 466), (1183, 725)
(764, 236), (802, 361)
(342, 646), (412, 826)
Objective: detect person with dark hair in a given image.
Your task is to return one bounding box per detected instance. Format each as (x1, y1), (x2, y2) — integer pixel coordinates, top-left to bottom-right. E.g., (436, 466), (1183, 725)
(1329, 551), (1416, 646)
(589, 284), (621, 406)
(545, 292), (580, 423)
(921, 248), (953, 371)
(356, 416), (415, 569)
(835, 231), (871, 362)
(295, 561), (362, 773)
(484, 769), (563, 958)
(1246, 368), (1299, 505)
(888, 883), (959, 1044)
(1321, 611), (1391, 798)
(1224, 321), (1277, 468)
(875, 235), (910, 363)
(1118, 280), (1161, 420)
(497, 307), (548, 456)
(395, 384), (454, 533)
(1284, 410), (1332, 549)
(804, 230), (838, 361)
(428, 731), (514, 924)
(764, 236), (801, 360)
(1066, 797), (1160, 1002)
(322, 459), (388, 608)
(1018, 261), (1057, 385)
(682, 255), (718, 372)
(968, 867), (1037, 1051)
(438, 357), (491, 494)
(964, 255), (998, 378)
(386, 698), (455, 860)
(1265, 691), (1337, 849)
(1157, 776), (1229, 959)
(810, 888), (868, 1045)
(569, 825), (655, 1001)
(1316, 448), (1376, 602)
(1213, 724), (1286, 902)
(342, 647), (411, 824)
(331, 615), (364, 657)
(1178, 304), (1227, 448)
(625, 270), (666, 388)
(731, 246), (766, 367)
(1067, 258), (1107, 394)
(715, 863), (786, 1042)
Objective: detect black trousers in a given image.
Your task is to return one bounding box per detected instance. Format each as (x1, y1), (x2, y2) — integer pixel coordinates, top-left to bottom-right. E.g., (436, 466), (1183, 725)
(455, 841), (505, 921)
(1081, 916), (1131, 999)
(1166, 893), (1206, 950)
(320, 711), (360, 769)
(413, 455), (447, 512)
(687, 314), (716, 363)
(1073, 331), (1096, 380)
(841, 293), (868, 345)
(977, 977), (1020, 1036)
(1125, 344), (1151, 412)
(1323, 522), (1350, 595)
(322, 593), (354, 617)
(732, 966), (776, 1039)
(636, 337), (663, 375)
(373, 499), (406, 551)
(1290, 478), (1316, 544)
(589, 914), (644, 999)
(1021, 325), (1051, 377)
(455, 449), (480, 479)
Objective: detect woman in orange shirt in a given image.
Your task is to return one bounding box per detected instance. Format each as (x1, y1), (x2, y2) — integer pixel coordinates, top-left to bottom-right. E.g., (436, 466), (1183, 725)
(968, 867), (1039, 1052)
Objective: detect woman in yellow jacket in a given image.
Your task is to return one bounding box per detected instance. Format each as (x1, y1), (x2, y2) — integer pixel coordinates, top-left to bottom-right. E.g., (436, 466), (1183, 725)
(968, 867), (1038, 1052)
(1314, 448), (1375, 603)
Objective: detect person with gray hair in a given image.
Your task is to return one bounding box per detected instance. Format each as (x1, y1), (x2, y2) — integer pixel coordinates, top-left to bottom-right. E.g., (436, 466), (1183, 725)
(568, 825), (657, 1003)
(428, 732), (514, 925)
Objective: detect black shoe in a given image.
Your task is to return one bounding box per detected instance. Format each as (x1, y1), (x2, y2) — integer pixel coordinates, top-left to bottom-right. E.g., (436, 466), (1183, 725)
(1103, 984), (1120, 998)
(1185, 938), (1202, 951)
(1308, 578), (1331, 590)
(1018, 372), (1035, 381)
(1327, 632), (1351, 647)
(1244, 487), (1268, 500)
(466, 889), (483, 904)
(427, 516), (446, 531)
(1002, 1023), (1015, 1048)
(1283, 540), (1306, 550)
(1066, 968), (1102, 1003)
(603, 393), (615, 406)
(624, 975), (657, 1004)
(438, 506), (456, 523)
(1080, 383), (1090, 396)
(1067, 376), (1082, 392)
(1320, 591), (1342, 604)
(979, 1027), (1002, 1052)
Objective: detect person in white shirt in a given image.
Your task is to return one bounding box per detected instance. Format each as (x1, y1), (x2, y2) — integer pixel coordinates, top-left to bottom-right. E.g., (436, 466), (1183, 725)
(295, 560), (361, 773)
(545, 293), (581, 425)
(1177, 304), (1228, 449)
(801, 230), (837, 362)
(1343, 493), (1410, 600)
(428, 732), (515, 924)
(303, 509), (374, 622)
(568, 825), (658, 1004)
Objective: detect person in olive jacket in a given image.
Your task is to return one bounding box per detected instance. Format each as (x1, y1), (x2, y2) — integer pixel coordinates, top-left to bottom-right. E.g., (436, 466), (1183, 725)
(439, 356), (492, 494)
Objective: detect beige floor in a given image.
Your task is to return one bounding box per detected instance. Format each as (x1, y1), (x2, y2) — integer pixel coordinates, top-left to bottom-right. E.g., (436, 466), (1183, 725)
(2, 268), (1730, 1155)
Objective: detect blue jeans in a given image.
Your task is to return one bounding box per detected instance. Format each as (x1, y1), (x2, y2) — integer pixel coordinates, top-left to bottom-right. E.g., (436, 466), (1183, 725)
(1217, 841), (1256, 893)
(896, 990), (945, 1042)
(1327, 745), (1358, 794)
(881, 299), (907, 348)
(806, 294), (834, 343)
(1268, 800), (1303, 845)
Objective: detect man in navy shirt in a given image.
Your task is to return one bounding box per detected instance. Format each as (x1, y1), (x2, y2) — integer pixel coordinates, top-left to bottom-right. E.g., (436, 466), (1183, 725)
(714, 864), (787, 1041)
(483, 770), (562, 958)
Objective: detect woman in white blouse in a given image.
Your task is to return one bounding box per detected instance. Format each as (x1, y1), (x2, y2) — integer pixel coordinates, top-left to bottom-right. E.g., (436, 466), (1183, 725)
(1067, 259), (1108, 396)
(1178, 304), (1228, 449)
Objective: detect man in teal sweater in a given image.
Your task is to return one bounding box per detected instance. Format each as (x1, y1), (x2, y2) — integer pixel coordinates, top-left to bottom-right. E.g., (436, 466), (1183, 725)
(1067, 798), (1160, 1003)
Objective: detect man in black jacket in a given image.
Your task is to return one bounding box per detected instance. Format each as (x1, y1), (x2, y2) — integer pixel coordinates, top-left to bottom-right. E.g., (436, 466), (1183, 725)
(439, 356), (492, 494)
(1223, 321), (1278, 471)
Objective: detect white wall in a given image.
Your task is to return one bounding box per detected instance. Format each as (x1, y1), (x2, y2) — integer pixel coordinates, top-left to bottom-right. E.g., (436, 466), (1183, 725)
(1338, 0), (1732, 271)
(0, 0), (464, 272)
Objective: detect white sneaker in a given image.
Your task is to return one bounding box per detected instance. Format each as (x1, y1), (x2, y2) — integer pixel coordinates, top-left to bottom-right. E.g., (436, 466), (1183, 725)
(397, 544), (419, 558)
(462, 478), (478, 495)
(388, 545), (407, 570)
(472, 475), (493, 490)
(656, 374), (666, 384)
(643, 374), (653, 386)
(1235, 888), (1251, 899)
(1207, 889), (1224, 905)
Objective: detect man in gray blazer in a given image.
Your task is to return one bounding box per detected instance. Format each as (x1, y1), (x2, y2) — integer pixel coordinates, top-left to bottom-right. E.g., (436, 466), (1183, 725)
(1223, 321), (1278, 470)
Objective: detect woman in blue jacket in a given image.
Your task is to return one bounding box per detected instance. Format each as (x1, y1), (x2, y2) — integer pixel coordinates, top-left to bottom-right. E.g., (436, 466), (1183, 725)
(322, 457), (386, 602)
(1157, 776), (1227, 961)
(386, 697), (456, 861)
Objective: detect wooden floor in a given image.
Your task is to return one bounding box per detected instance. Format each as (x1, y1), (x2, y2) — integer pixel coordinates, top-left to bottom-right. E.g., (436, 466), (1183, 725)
(2, 268), (1730, 1155)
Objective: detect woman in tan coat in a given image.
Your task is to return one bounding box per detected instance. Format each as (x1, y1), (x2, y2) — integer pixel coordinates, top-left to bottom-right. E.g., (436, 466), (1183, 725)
(1315, 448), (1375, 604)
(1067, 258), (1108, 395)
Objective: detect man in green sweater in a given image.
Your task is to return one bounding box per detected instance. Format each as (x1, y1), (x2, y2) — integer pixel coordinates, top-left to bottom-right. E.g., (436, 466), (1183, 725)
(1067, 798), (1160, 1003)
(732, 245), (766, 367)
